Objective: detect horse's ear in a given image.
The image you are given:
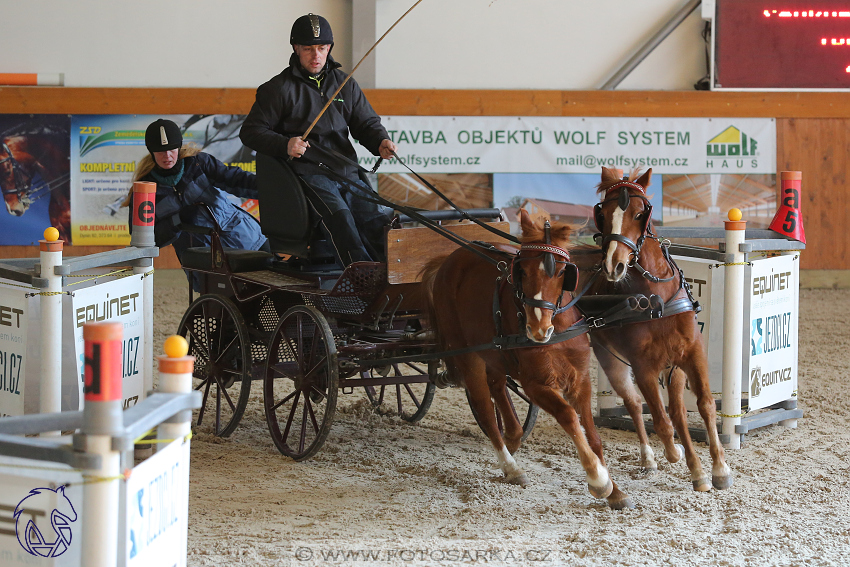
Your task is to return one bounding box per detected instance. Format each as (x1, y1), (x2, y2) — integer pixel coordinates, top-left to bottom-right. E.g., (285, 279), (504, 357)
(636, 168), (652, 190)
(601, 167), (619, 184)
(519, 208), (535, 235)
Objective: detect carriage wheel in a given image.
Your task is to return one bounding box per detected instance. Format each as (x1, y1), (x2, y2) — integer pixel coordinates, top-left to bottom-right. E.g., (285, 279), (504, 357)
(466, 376), (539, 448)
(177, 294), (252, 438)
(361, 362), (436, 423)
(264, 305), (339, 461)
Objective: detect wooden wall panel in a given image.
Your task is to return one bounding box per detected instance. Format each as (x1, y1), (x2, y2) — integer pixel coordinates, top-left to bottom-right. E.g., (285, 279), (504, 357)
(0, 87), (845, 270)
(777, 118), (850, 270)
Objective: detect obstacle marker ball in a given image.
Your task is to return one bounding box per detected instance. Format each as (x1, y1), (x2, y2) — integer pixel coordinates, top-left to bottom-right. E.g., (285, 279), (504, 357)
(728, 208), (743, 222)
(163, 335), (189, 358)
(44, 226), (60, 241)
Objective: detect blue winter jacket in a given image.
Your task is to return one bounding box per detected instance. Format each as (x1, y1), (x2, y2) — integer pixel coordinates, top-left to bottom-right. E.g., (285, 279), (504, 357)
(138, 152), (267, 260)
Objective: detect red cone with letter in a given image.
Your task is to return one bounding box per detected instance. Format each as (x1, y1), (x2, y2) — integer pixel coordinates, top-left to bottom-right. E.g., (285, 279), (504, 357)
(769, 171), (806, 244)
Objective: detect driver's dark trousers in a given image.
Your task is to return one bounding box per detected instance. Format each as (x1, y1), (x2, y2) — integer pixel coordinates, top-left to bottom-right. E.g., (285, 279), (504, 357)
(300, 173), (388, 265)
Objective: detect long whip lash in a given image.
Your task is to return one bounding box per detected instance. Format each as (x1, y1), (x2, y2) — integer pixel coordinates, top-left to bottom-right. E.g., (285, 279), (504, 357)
(301, 0), (424, 141)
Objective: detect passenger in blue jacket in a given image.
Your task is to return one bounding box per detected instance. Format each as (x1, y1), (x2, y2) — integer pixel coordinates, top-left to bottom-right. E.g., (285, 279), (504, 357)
(125, 119), (269, 288)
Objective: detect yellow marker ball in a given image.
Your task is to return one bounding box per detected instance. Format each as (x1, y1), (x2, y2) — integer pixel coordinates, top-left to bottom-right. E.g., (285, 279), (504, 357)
(728, 208), (743, 221)
(163, 335), (189, 358)
(44, 227), (60, 242)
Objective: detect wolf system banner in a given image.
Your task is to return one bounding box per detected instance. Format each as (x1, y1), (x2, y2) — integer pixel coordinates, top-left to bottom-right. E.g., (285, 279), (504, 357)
(354, 116), (776, 175)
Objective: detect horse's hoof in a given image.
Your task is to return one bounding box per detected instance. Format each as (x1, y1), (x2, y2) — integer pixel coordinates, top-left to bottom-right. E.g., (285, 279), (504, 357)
(638, 462), (658, 473)
(507, 473), (529, 487)
(588, 479), (614, 499)
(712, 474), (734, 490)
(692, 477), (712, 492)
(608, 496), (635, 510)
(664, 444), (685, 464)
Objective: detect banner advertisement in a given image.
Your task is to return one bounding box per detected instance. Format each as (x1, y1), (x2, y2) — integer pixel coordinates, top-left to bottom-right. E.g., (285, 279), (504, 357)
(744, 254), (799, 411)
(0, 115), (71, 245)
(69, 275), (146, 410)
(70, 114), (253, 245)
(0, 459), (83, 566)
(0, 284), (28, 417)
(356, 116), (777, 175)
(124, 439), (190, 567)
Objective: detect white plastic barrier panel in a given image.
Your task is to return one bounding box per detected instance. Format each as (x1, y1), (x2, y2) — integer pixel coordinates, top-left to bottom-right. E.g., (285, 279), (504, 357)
(0, 287), (29, 418)
(0, 457), (84, 566)
(744, 254), (799, 410)
(70, 276), (145, 412)
(667, 256), (726, 410)
(124, 438), (190, 567)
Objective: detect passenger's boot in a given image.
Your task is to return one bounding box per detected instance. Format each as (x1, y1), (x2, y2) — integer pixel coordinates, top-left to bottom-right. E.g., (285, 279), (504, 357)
(322, 210), (373, 265)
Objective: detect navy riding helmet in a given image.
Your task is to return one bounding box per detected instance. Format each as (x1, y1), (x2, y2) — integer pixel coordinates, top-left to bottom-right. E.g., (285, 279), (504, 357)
(290, 13), (334, 48)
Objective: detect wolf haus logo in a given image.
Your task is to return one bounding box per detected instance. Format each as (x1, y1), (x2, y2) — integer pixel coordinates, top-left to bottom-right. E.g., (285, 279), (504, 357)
(706, 126), (758, 157)
(14, 486), (77, 558)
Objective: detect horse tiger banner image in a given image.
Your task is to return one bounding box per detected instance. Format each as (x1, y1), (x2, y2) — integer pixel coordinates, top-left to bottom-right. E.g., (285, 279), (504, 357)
(0, 115), (71, 245)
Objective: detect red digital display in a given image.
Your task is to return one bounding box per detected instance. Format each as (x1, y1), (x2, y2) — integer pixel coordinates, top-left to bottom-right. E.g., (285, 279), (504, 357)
(716, 1), (850, 88)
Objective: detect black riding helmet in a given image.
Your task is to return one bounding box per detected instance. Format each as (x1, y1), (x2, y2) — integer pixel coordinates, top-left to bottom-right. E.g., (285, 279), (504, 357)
(145, 119), (182, 153)
(290, 13), (334, 49)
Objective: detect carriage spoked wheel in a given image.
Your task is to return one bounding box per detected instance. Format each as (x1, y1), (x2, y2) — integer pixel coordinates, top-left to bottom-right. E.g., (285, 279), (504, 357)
(465, 376), (539, 448)
(264, 305), (339, 461)
(177, 294), (252, 438)
(361, 361), (436, 423)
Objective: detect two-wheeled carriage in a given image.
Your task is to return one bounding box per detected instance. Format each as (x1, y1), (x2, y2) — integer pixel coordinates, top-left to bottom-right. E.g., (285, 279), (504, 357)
(175, 152), (536, 460)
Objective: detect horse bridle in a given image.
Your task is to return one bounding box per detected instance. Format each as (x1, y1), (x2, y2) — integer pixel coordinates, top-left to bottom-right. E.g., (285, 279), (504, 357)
(0, 142), (31, 199)
(593, 181), (676, 284)
(509, 221), (580, 316)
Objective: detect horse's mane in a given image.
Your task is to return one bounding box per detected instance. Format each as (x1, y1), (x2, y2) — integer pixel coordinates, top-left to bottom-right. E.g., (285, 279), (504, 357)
(519, 218), (573, 248)
(595, 168), (649, 195)
(0, 122), (68, 140)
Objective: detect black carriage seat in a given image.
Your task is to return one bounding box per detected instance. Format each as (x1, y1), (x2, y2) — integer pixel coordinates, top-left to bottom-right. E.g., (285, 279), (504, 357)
(256, 152), (317, 258)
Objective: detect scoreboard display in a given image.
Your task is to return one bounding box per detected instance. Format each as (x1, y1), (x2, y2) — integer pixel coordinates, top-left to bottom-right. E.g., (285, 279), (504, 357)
(715, 0), (850, 89)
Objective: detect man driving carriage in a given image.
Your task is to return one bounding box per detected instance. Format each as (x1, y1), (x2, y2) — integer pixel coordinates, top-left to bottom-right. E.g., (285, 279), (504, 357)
(239, 13), (397, 265)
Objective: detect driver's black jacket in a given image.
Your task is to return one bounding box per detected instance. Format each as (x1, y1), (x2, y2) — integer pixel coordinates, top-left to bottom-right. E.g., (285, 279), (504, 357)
(239, 53), (389, 178)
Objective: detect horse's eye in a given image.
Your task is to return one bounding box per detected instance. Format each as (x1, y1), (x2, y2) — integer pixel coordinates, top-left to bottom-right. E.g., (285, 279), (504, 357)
(634, 212), (644, 220)
(557, 268), (565, 277)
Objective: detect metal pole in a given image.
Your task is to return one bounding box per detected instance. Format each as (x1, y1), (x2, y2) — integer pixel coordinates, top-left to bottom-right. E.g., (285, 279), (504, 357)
(39, 228), (63, 435)
(131, 181), (157, 459)
(156, 336), (194, 447)
(721, 211), (746, 449)
(600, 0), (702, 90)
(80, 321), (124, 567)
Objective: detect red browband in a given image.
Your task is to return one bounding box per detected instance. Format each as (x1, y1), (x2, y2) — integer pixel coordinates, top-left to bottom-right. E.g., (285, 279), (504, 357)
(604, 180), (646, 198)
(520, 243), (571, 260)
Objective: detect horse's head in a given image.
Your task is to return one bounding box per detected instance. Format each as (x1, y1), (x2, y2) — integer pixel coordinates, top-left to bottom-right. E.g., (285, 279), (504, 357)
(0, 136), (36, 216)
(515, 209), (579, 343)
(594, 167), (654, 282)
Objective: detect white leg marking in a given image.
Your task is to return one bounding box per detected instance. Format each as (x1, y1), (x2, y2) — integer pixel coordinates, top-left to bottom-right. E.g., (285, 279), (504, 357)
(640, 444), (658, 470)
(533, 292), (542, 321)
(605, 207), (625, 273)
(495, 445), (525, 481)
(713, 461), (731, 478)
(586, 461), (610, 489)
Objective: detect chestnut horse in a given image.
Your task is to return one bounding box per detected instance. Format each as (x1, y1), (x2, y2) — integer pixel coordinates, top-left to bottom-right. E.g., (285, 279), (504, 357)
(583, 167), (732, 492)
(421, 209), (632, 509)
(0, 130), (71, 241)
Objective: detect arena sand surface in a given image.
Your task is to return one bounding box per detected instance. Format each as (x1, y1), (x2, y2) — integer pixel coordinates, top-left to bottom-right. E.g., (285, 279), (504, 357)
(151, 271), (850, 567)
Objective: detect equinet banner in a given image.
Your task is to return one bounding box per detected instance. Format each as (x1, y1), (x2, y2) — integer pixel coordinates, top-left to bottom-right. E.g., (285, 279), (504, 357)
(355, 116), (776, 175)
